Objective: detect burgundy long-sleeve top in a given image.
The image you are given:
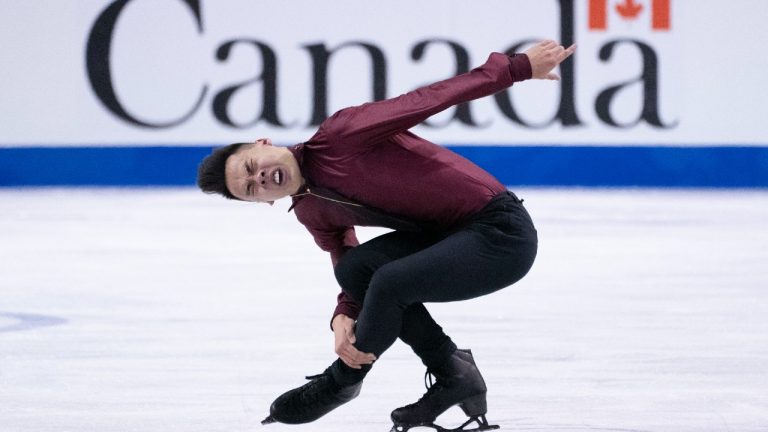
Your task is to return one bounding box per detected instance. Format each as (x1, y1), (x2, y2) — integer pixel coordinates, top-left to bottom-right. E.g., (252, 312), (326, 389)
(286, 52), (533, 321)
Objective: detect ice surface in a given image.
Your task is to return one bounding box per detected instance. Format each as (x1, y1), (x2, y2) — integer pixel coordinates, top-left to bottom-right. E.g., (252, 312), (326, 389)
(1, 188), (767, 432)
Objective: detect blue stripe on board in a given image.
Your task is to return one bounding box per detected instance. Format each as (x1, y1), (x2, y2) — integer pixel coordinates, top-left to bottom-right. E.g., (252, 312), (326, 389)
(450, 146), (768, 188)
(1, 145), (767, 187)
(0, 146), (212, 187)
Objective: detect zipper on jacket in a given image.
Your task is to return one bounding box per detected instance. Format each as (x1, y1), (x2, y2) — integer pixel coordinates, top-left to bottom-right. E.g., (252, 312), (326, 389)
(291, 186), (364, 208)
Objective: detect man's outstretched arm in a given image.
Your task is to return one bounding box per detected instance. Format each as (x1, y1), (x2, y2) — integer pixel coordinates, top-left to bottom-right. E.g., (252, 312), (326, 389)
(324, 40), (575, 146)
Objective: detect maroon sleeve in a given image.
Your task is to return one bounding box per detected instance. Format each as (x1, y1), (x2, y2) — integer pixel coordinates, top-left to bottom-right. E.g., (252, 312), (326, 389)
(294, 204), (363, 327)
(325, 229), (362, 326)
(303, 225), (363, 328)
(323, 52), (532, 146)
(294, 199), (360, 260)
(333, 292), (362, 321)
(304, 226), (358, 267)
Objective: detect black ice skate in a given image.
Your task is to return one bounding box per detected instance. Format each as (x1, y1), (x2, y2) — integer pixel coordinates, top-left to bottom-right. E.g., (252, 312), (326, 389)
(261, 367), (362, 425)
(390, 349), (499, 432)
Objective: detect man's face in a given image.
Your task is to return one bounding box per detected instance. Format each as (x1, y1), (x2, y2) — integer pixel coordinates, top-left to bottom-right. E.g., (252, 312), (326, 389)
(224, 139), (304, 203)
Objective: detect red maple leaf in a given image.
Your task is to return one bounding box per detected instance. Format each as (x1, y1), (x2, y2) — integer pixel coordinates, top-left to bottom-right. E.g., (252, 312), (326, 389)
(616, 0), (643, 20)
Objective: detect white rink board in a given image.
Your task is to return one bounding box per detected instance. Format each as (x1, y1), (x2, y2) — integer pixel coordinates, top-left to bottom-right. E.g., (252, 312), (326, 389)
(1, 189), (767, 432)
(1, 0), (768, 145)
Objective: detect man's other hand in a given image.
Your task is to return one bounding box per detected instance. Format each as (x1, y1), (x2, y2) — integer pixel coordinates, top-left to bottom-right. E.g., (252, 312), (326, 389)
(331, 314), (377, 369)
(525, 40), (576, 81)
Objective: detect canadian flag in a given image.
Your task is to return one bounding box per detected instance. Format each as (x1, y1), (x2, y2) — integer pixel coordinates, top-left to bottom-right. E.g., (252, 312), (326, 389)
(589, 0), (671, 31)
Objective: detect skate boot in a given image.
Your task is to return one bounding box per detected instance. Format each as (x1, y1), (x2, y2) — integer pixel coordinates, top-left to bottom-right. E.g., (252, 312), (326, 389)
(261, 366), (362, 425)
(390, 349), (499, 432)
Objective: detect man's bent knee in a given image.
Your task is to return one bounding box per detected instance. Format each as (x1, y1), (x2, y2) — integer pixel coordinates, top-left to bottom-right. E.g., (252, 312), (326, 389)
(366, 264), (414, 309)
(334, 247), (372, 302)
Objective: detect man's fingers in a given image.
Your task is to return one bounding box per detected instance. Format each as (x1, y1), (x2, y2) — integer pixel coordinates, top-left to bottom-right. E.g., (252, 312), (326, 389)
(341, 356), (362, 369)
(345, 327), (356, 344)
(339, 342), (376, 364)
(340, 353), (373, 369)
(559, 44), (576, 61)
(335, 334), (374, 363)
(525, 40), (574, 80)
(345, 346), (375, 363)
(339, 342), (377, 368)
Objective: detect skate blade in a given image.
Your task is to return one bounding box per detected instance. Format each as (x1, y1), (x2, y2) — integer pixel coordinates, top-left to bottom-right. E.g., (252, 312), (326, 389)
(391, 415), (499, 432)
(261, 415), (276, 425)
(451, 415), (500, 432)
(390, 422), (433, 432)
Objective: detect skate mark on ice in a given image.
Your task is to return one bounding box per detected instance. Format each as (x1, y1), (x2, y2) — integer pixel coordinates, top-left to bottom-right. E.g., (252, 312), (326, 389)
(509, 423), (654, 432)
(0, 311), (67, 333)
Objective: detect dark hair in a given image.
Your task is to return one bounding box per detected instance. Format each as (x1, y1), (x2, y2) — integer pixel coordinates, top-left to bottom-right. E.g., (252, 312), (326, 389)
(196, 143), (250, 200)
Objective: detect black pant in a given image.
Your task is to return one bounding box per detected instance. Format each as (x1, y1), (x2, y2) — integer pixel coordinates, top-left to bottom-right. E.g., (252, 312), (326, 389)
(333, 192), (538, 372)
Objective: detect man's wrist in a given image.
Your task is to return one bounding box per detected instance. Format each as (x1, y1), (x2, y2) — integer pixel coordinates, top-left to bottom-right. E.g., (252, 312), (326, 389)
(331, 313), (350, 331)
(508, 53), (533, 82)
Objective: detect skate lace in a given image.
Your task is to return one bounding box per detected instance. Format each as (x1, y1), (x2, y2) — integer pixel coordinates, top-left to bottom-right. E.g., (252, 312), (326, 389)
(424, 370), (437, 391)
(408, 369), (443, 407)
(295, 372), (334, 408)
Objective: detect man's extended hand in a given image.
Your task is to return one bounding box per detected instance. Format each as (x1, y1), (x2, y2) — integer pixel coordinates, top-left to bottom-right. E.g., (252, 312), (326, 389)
(524, 40), (576, 81)
(331, 314), (377, 369)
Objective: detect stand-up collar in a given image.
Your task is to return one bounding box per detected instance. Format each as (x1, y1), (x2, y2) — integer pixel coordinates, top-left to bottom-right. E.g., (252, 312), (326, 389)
(287, 143), (307, 213)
